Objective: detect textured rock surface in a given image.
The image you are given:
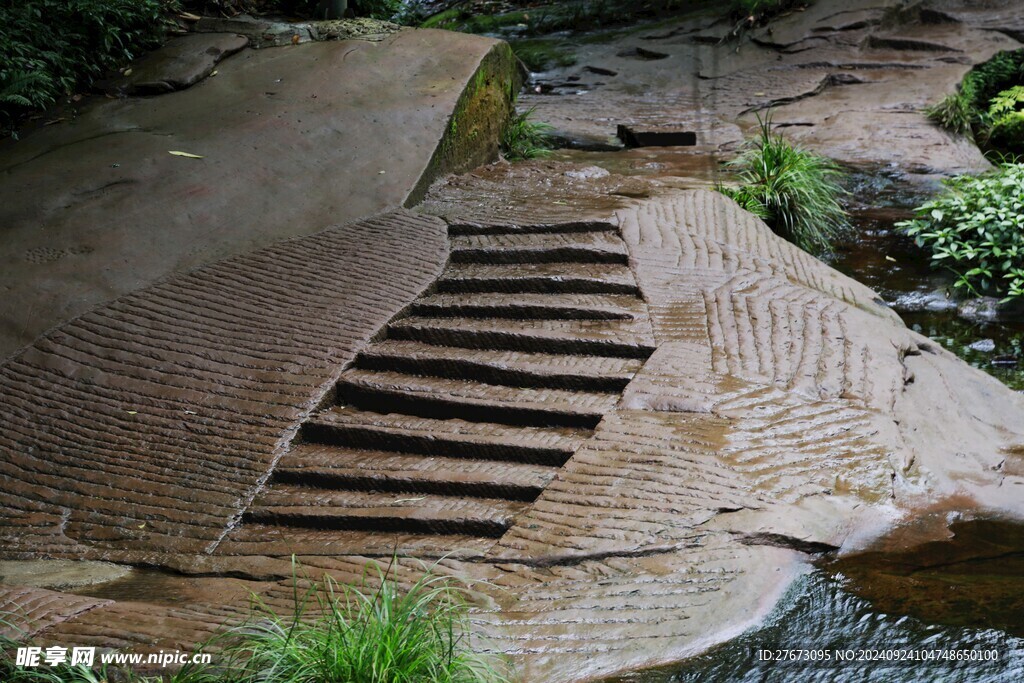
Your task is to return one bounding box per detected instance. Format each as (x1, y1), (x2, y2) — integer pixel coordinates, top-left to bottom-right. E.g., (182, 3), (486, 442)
(94, 33), (248, 95)
(0, 29), (509, 360)
(2, 187), (1024, 680)
(0, 211), (447, 556)
(520, 0), (1022, 182)
(4, 2), (1024, 681)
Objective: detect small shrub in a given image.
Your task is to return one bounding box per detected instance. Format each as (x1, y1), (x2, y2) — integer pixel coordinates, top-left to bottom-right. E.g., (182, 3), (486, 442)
(0, 0), (174, 135)
(897, 164), (1024, 300)
(214, 560), (509, 683)
(925, 87), (976, 139)
(512, 40), (577, 73)
(718, 113), (850, 254)
(501, 107), (554, 160)
(967, 50), (1024, 110)
(350, 0), (403, 20)
(925, 49), (1024, 149)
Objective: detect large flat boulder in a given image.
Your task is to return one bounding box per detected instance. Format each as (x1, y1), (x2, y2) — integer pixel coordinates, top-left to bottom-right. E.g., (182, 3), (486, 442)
(0, 29), (516, 360)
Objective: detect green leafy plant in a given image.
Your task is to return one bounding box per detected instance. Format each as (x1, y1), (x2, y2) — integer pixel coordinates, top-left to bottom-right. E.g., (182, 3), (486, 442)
(925, 86), (976, 139)
(511, 40), (577, 73)
(350, 0), (403, 20)
(0, 0), (174, 135)
(925, 49), (1024, 152)
(211, 559), (509, 683)
(718, 113), (850, 254)
(987, 85), (1024, 119)
(897, 164), (1024, 301)
(501, 107), (554, 160)
(2, 558), (507, 683)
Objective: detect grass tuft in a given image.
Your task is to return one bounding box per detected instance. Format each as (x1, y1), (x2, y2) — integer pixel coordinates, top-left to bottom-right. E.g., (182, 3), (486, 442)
(2, 559), (507, 683)
(212, 558), (509, 683)
(511, 40), (577, 73)
(718, 113), (850, 254)
(501, 107), (554, 161)
(925, 87), (976, 139)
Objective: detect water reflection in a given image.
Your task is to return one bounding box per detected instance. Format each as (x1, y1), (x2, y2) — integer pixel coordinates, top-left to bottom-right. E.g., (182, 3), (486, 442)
(614, 571), (1024, 683)
(828, 177), (1024, 391)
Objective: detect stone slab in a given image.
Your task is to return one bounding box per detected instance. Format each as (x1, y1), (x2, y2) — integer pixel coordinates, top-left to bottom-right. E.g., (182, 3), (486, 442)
(0, 29), (504, 360)
(95, 33), (249, 95)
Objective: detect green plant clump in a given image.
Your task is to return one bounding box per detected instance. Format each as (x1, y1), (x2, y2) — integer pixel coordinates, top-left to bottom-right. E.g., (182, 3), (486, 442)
(501, 107), (554, 161)
(0, 0), (175, 135)
(211, 561), (508, 683)
(926, 49), (1024, 155)
(925, 87), (976, 139)
(718, 114), (850, 254)
(897, 164), (1024, 301)
(3, 560), (507, 683)
(511, 40), (577, 73)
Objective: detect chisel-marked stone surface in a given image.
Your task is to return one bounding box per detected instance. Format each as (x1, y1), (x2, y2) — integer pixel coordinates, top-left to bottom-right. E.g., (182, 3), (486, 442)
(238, 221), (655, 560)
(0, 211), (447, 555)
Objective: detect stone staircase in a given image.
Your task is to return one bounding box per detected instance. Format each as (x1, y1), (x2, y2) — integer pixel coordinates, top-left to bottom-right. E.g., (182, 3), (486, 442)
(231, 221), (655, 557)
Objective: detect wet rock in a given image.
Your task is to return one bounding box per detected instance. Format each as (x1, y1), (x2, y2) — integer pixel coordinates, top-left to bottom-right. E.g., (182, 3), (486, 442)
(0, 560), (131, 590)
(888, 288), (957, 313)
(616, 47), (670, 60)
(194, 14), (311, 48)
(95, 33), (248, 96)
(193, 14), (400, 48)
(0, 30), (510, 360)
(958, 296), (1001, 322)
(563, 166), (610, 180)
(969, 338), (996, 353)
(617, 125), (697, 148)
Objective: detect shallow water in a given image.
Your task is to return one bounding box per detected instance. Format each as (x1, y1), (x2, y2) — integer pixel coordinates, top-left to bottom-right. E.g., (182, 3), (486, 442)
(828, 176), (1024, 391)
(616, 570), (1024, 683)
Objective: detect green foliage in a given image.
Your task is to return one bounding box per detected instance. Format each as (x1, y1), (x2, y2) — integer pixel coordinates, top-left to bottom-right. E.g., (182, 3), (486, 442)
(351, 0), (403, 20)
(211, 560), (509, 683)
(422, 1), (714, 37)
(511, 40), (577, 72)
(925, 87), (976, 139)
(2, 560), (506, 683)
(0, 0), (174, 134)
(966, 49), (1024, 110)
(898, 164), (1024, 300)
(501, 107), (554, 161)
(988, 113), (1024, 157)
(718, 114), (850, 254)
(926, 50), (1024, 155)
(987, 85), (1024, 119)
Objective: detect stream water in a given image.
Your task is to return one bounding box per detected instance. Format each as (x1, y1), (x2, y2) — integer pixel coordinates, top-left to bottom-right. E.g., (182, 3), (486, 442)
(549, 150), (1024, 681)
(610, 517), (1024, 682)
(829, 171), (1024, 391)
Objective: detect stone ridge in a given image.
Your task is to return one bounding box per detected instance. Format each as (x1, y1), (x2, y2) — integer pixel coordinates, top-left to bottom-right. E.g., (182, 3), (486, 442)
(0, 210), (448, 557)
(4, 190), (1024, 683)
(0, 29), (511, 361)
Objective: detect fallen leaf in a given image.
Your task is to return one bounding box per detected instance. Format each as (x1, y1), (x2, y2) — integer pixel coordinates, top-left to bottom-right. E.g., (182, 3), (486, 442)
(169, 150), (204, 159)
(126, 410), (138, 415)
(138, 523), (146, 529)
